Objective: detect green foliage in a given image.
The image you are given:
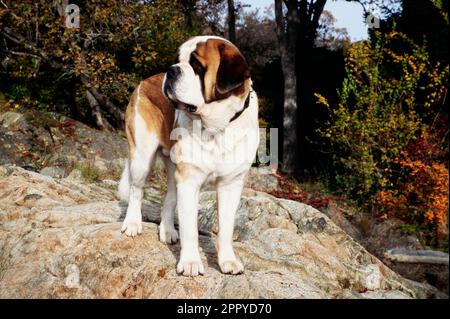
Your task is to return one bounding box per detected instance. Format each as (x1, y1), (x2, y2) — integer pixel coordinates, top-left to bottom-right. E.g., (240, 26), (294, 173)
(75, 162), (100, 184)
(317, 31), (448, 201)
(0, 0), (195, 124)
(257, 96), (277, 128)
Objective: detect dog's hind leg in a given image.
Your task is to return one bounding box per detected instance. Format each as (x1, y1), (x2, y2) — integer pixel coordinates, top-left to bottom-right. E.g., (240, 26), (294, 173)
(121, 113), (159, 237)
(159, 154), (179, 244)
(118, 159), (131, 203)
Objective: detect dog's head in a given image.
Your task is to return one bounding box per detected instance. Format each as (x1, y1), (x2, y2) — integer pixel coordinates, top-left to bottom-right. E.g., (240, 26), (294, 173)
(162, 36), (251, 123)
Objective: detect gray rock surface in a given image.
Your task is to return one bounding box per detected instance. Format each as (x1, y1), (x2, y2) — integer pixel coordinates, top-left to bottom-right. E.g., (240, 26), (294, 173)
(244, 167), (279, 192)
(40, 167), (67, 179)
(0, 111), (128, 175)
(322, 203), (448, 294)
(0, 165), (445, 299)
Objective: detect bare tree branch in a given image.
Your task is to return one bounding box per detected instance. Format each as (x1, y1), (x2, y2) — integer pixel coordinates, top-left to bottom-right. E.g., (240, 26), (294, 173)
(81, 76), (125, 130)
(86, 89), (116, 131)
(8, 51), (41, 59)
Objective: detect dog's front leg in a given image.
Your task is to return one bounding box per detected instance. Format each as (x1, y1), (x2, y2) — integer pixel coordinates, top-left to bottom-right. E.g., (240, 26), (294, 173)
(175, 164), (206, 276)
(216, 175), (245, 274)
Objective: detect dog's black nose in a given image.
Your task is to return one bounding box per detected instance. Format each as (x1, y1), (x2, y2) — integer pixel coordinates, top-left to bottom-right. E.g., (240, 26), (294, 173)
(186, 104), (197, 113)
(166, 65), (181, 80)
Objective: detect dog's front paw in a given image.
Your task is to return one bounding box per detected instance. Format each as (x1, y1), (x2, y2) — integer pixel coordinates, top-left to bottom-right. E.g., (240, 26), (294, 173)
(121, 218), (142, 237)
(177, 256), (204, 277)
(159, 223), (179, 244)
(219, 259), (244, 275)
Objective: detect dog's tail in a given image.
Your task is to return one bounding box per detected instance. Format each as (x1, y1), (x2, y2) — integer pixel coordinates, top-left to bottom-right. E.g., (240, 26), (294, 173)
(117, 159), (130, 203)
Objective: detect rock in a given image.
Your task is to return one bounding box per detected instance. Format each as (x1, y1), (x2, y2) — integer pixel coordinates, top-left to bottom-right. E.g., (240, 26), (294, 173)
(64, 264), (80, 289)
(0, 112), (25, 128)
(40, 167), (67, 178)
(94, 159), (108, 172)
(102, 179), (118, 186)
(341, 212), (449, 294)
(244, 167), (279, 192)
(0, 111), (128, 179)
(364, 218), (424, 256)
(321, 202), (363, 241)
(0, 165), (446, 299)
(0, 113), (31, 167)
(66, 169), (83, 181)
(363, 264), (382, 290)
(360, 290), (412, 299)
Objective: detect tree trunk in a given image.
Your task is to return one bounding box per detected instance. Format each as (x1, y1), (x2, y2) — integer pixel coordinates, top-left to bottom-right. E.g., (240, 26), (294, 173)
(227, 0), (236, 43)
(280, 60), (298, 175)
(275, 0), (299, 175)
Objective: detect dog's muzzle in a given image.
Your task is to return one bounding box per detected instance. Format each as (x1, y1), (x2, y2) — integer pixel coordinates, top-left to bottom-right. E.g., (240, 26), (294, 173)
(164, 65), (198, 113)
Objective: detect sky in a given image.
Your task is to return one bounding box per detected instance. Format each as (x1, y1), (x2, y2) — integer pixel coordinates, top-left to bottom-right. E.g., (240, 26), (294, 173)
(243, 0), (369, 41)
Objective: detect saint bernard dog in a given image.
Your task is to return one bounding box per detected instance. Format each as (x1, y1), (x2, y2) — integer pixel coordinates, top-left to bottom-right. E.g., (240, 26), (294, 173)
(118, 36), (259, 277)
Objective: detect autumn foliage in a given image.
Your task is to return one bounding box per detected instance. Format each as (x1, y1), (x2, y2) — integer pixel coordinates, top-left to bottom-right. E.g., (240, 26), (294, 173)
(374, 116), (449, 243)
(0, 0), (193, 129)
(317, 31), (449, 247)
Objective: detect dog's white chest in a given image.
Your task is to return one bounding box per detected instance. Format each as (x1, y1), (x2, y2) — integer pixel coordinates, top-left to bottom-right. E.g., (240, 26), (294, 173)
(170, 96), (259, 177)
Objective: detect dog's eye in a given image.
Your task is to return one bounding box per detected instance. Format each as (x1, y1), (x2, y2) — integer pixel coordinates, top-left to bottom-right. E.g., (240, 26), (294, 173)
(189, 55), (205, 75)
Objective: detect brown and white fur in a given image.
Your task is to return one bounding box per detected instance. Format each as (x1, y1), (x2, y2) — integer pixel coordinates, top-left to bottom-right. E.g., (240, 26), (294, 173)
(118, 36), (259, 277)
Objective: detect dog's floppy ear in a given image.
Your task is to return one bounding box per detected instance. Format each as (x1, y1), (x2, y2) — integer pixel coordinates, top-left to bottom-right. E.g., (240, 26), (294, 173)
(216, 43), (250, 95)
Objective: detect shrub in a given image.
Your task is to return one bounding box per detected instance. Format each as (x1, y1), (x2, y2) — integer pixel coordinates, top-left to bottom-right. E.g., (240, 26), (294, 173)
(316, 31), (448, 201)
(75, 163), (100, 184)
(316, 31), (448, 247)
(374, 118), (449, 246)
